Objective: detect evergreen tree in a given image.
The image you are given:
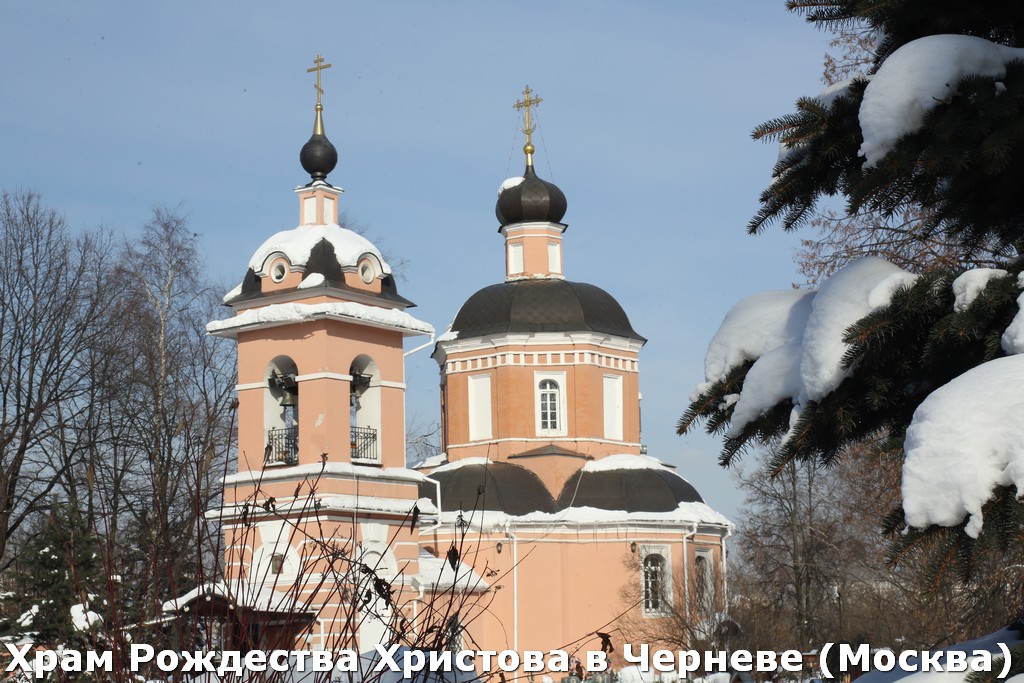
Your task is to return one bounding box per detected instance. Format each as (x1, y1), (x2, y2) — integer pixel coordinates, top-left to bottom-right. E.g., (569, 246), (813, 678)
(682, 1), (1024, 584)
(755, 1), (1024, 255)
(2, 503), (104, 648)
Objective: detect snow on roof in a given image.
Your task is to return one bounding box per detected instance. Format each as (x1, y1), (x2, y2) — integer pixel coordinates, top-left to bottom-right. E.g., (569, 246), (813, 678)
(953, 268), (1008, 312)
(903, 355), (1024, 537)
(581, 453), (670, 472)
(297, 272), (325, 289)
(162, 580), (316, 615)
(859, 35), (1024, 166)
(415, 548), (489, 593)
(224, 461), (431, 486)
(498, 176), (524, 194)
(206, 300), (433, 338)
(441, 500), (732, 530)
(430, 457), (492, 474)
(699, 289), (815, 391)
(248, 223), (391, 275)
(412, 453), (447, 470)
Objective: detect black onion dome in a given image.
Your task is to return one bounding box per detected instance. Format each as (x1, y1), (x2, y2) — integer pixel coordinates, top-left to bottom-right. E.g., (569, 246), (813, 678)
(300, 132), (338, 182)
(421, 462), (556, 515)
(557, 466), (704, 513)
(450, 279), (645, 342)
(496, 165), (567, 227)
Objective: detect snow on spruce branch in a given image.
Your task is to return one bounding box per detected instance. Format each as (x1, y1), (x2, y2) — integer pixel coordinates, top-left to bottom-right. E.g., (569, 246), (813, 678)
(690, 255), (1024, 537)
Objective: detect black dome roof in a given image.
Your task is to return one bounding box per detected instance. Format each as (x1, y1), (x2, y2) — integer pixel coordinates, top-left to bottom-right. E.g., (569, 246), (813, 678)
(450, 279), (645, 342)
(421, 462), (556, 515)
(557, 467), (704, 513)
(496, 165), (567, 227)
(300, 132), (338, 182)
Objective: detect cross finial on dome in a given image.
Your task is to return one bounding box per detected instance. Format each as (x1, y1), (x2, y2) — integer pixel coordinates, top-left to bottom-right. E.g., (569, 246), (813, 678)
(514, 85), (543, 167)
(299, 53), (339, 183)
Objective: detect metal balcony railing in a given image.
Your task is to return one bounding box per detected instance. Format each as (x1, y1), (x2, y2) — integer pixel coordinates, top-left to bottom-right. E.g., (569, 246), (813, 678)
(350, 426), (378, 463)
(265, 427), (298, 466)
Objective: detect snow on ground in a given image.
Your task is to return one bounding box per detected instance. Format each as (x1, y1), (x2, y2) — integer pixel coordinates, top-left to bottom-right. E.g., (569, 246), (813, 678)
(859, 35), (1024, 166)
(903, 355), (1024, 536)
(855, 626), (1022, 683)
(248, 223), (391, 275)
(952, 268), (1008, 312)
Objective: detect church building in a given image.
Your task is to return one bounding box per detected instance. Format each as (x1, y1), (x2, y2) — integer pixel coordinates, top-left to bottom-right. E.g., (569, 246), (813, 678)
(171, 60), (732, 670)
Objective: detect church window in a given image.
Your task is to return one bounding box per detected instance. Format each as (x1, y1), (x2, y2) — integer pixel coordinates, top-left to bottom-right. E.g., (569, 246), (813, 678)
(535, 371), (566, 436)
(270, 260), (288, 283)
(540, 380), (559, 429)
(349, 356), (381, 462)
(641, 546), (672, 616)
(265, 357), (299, 466)
(695, 551), (715, 615)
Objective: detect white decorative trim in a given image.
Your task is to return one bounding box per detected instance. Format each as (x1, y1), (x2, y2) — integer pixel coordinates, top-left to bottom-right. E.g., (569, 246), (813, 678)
(439, 331), (644, 355)
(296, 371), (353, 382)
(378, 380), (407, 389)
(445, 347), (639, 375)
(446, 436), (641, 450)
(236, 381), (268, 392)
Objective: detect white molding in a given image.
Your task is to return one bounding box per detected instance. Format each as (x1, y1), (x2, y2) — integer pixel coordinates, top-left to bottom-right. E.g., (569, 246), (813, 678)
(378, 380), (407, 389)
(438, 331), (644, 355)
(445, 348), (639, 375)
(446, 436), (641, 450)
(296, 371), (352, 382)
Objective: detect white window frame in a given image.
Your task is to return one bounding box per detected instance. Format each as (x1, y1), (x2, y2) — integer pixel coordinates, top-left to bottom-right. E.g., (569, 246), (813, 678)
(534, 371), (567, 436)
(547, 241), (562, 274)
(467, 373), (493, 441)
(508, 242), (524, 275)
(640, 544), (673, 617)
(603, 373), (623, 441)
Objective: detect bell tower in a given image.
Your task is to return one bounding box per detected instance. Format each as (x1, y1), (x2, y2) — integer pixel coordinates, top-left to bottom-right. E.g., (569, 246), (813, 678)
(205, 55), (434, 652)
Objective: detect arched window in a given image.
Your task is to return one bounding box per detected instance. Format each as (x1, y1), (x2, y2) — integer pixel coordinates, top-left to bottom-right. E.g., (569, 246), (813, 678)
(539, 379), (560, 431)
(643, 553), (666, 613)
(695, 552), (715, 615)
(265, 356), (299, 466)
(349, 355), (381, 462)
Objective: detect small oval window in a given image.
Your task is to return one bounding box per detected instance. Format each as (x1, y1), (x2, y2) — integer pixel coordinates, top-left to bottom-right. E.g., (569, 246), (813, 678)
(359, 260), (375, 284)
(271, 261), (288, 283)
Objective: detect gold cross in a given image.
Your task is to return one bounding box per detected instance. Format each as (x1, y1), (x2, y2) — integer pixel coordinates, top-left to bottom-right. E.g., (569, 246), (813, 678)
(307, 54), (333, 105)
(514, 85), (542, 139)
(514, 85), (543, 164)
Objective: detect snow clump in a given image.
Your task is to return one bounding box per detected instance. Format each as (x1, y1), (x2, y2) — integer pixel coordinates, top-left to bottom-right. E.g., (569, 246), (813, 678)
(859, 34), (1024, 166)
(952, 268), (1008, 312)
(903, 355), (1024, 537)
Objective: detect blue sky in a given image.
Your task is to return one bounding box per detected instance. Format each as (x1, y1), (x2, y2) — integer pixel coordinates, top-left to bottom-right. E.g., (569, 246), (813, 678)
(1, 2), (832, 521)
